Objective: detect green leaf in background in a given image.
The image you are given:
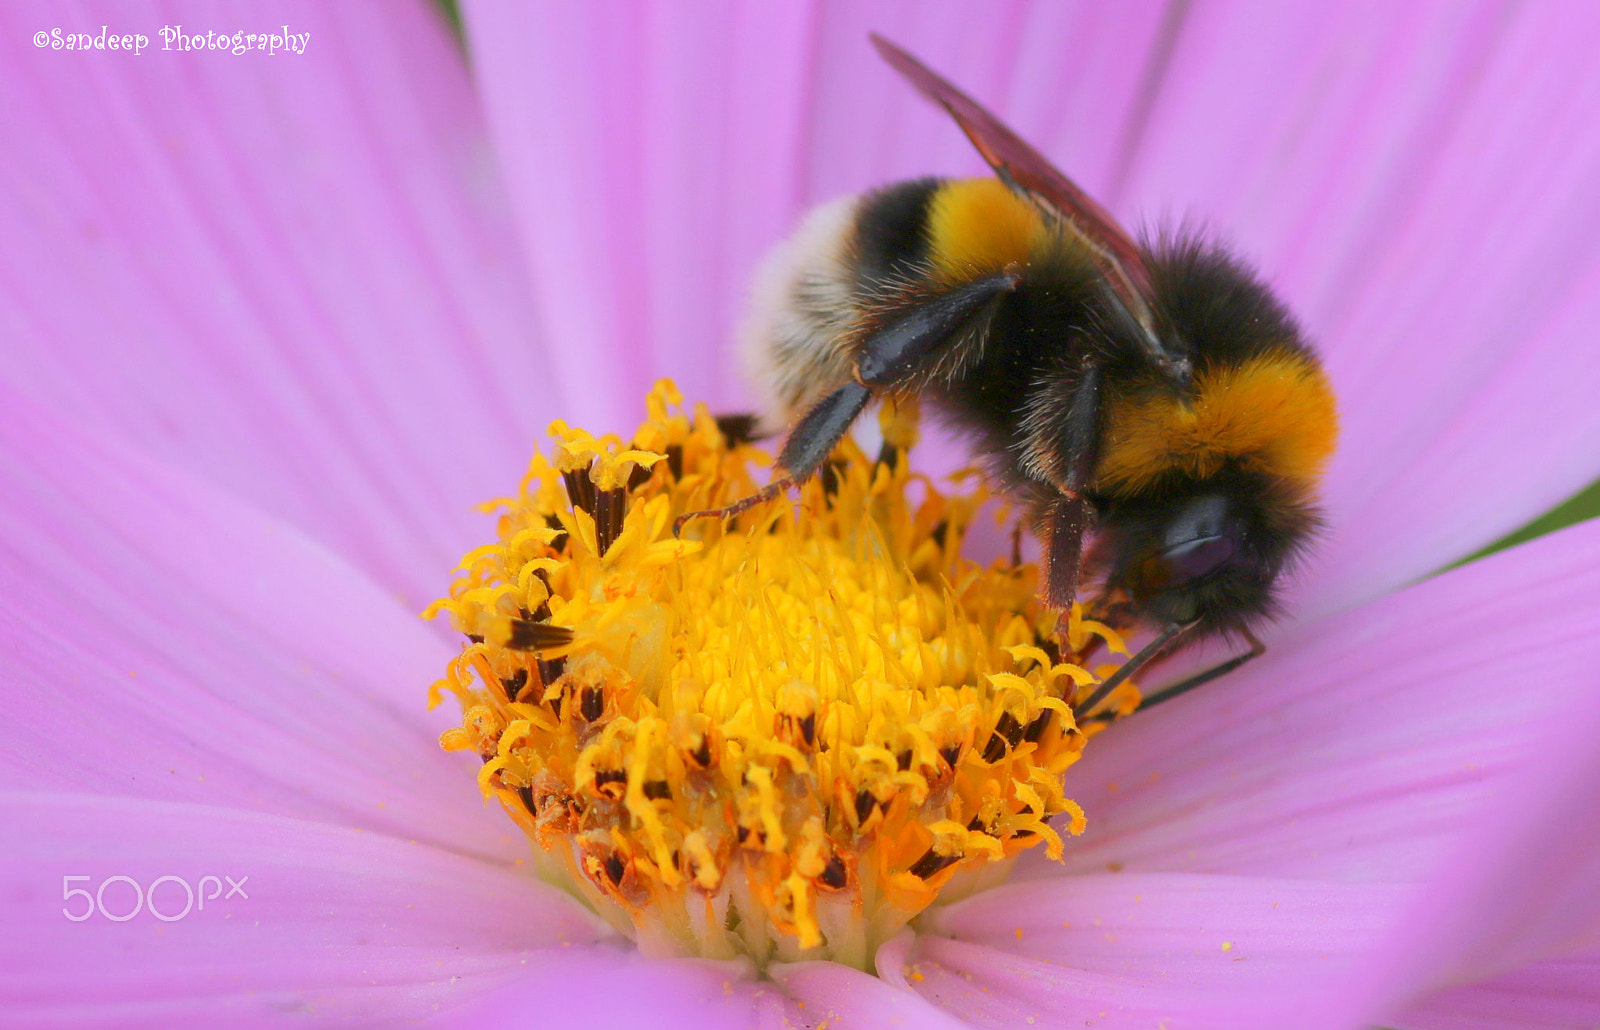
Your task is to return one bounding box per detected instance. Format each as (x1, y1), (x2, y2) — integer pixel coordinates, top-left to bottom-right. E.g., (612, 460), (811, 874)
(1451, 475), (1600, 569)
(433, 0), (464, 48)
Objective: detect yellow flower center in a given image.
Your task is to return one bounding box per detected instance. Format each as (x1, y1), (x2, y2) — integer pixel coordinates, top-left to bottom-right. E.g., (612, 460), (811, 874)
(425, 380), (1132, 970)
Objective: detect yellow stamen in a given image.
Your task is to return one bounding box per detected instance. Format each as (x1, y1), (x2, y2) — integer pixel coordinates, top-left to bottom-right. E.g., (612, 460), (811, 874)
(426, 380), (1127, 970)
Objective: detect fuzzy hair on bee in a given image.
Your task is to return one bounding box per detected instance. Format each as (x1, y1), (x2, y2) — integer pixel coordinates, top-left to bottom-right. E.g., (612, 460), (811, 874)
(700, 36), (1338, 711)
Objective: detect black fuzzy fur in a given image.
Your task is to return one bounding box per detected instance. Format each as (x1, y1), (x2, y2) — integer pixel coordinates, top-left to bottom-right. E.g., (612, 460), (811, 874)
(923, 229), (1325, 638)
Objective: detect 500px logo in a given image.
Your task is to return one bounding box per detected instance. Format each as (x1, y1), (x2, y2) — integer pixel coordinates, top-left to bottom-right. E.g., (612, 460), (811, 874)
(62, 874), (248, 922)
(33, 27), (151, 54)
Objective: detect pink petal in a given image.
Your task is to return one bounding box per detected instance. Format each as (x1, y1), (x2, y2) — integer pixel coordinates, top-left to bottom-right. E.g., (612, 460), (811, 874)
(1388, 953), (1600, 1030)
(1015, 516), (1600, 884)
(898, 873), (1403, 1030)
(0, 0), (552, 608)
(0, 793), (608, 1028)
(1344, 672), (1600, 1018)
(772, 959), (972, 1030)
(448, 936), (978, 1029)
(0, 384), (515, 859)
(440, 949), (778, 1029)
(450, 941), (977, 1029)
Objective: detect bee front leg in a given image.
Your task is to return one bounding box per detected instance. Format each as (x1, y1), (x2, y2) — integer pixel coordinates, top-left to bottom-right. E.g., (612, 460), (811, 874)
(677, 271), (1019, 536)
(1041, 492), (1096, 610)
(673, 382), (873, 536)
(1137, 629), (1267, 711)
(1073, 618), (1199, 721)
(773, 381), (874, 482)
(1036, 357), (1104, 615)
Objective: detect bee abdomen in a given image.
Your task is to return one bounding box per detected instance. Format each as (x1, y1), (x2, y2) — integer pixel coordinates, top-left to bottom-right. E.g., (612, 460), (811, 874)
(741, 179), (958, 428)
(852, 177), (944, 290)
(739, 194), (863, 430)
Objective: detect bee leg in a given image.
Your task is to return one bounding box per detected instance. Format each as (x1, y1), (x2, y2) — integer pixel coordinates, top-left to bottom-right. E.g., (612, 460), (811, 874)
(1040, 357), (1105, 612)
(676, 272), (1018, 538)
(773, 380), (874, 482)
(1072, 618), (1198, 721)
(856, 270), (1020, 385)
(1135, 629), (1267, 712)
(1041, 493), (1096, 609)
(672, 476), (800, 537)
(672, 382), (872, 537)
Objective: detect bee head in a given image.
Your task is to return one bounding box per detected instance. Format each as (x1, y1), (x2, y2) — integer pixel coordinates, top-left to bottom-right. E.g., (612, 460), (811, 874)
(1089, 470), (1322, 637)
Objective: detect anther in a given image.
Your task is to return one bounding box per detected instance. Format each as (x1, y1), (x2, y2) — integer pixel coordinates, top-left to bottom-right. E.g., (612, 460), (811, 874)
(500, 668), (529, 702)
(503, 619), (574, 652)
(593, 486), (626, 556)
(538, 657), (566, 697)
(544, 513), (569, 552)
(819, 460), (840, 499)
(818, 855), (848, 891)
(562, 467), (596, 516)
(593, 769), (627, 800)
(981, 711), (1024, 763)
(908, 848), (961, 880)
(854, 789), (877, 826)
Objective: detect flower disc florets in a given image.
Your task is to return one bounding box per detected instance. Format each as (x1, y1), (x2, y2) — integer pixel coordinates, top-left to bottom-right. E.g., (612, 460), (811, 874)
(427, 381), (1130, 970)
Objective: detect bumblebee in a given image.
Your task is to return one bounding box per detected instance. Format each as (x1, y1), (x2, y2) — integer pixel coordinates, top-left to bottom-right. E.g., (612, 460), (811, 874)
(688, 36), (1338, 711)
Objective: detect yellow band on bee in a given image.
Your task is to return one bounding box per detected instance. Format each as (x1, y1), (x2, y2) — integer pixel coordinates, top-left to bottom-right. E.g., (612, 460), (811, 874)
(926, 178), (1043, 278)
(1096, 352), (1338, 493)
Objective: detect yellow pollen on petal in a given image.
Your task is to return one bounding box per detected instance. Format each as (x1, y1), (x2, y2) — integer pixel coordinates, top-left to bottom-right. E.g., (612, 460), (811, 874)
(426, 380), (1127, 971)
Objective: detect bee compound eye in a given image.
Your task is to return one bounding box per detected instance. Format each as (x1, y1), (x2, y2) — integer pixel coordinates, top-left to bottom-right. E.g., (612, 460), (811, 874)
(1135, 533), (1234, 593)
(1134, 493), (1242, 591)
(1160, 533), (1236, 585)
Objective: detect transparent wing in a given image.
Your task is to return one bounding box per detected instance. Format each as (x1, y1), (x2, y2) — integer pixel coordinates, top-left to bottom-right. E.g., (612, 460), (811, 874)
(871, 34), (1160, 340)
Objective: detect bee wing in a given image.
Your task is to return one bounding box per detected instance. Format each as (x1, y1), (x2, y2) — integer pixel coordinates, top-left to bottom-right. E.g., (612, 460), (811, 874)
(870, 34), (1162, 346)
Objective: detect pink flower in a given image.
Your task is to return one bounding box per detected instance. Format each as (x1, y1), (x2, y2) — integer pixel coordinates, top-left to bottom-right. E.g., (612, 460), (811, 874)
(3, 1), (1599, 1027)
